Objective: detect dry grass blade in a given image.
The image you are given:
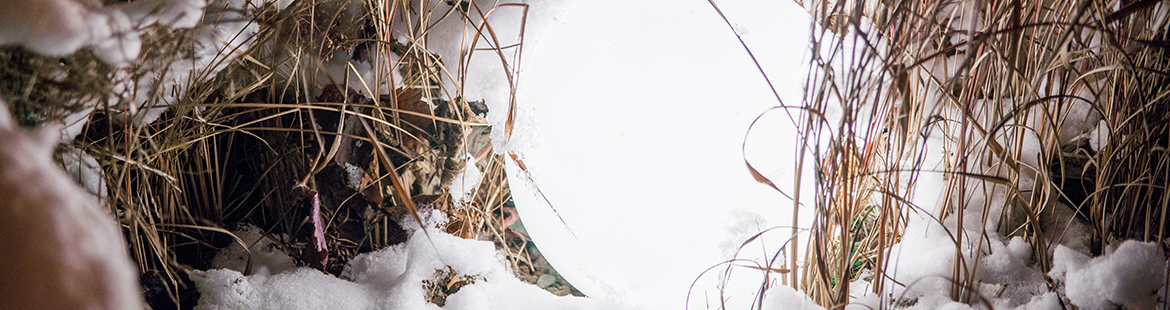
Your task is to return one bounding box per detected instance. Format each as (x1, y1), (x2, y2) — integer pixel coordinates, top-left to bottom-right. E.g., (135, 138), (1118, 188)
(359, 112), (427, 238)
(0, 0), (551, 305)
(506, 152), (576, 238)
(157, 223), (257, 274)
(742, 107), (798, 200)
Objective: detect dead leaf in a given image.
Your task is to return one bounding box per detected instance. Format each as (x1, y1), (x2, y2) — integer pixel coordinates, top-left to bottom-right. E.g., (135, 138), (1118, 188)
(389, 88), (433, 136)
(302, 193), (329, 271)
(359, 158), (383, 206)
(359, 116), (430, 242)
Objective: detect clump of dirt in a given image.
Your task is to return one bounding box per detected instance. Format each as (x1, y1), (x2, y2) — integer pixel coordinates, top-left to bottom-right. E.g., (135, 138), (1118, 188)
(422, 266), (484, 307)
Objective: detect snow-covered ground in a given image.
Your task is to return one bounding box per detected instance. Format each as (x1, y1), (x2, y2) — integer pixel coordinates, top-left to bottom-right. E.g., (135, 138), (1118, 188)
(190, 212), (623, 309)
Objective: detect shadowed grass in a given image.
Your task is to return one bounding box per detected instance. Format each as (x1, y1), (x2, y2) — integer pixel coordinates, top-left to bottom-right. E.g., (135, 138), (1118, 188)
(1, 0), (533, 306)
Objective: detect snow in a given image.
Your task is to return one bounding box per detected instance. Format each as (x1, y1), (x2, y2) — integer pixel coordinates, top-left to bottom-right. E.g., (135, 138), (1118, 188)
(1050, 240), (1167, 309)
(87, 9), (141, 66)
(0, 0), (94, 57)
(59, 145), (108, 206)
(344, 163), (366, 190)
(110, 0), (273, 125)
(6, 0), (1164, 309)
(763, 284), (825, 310)
(211, 224), (298, 275)
(118, 0), (205, 29)
(495, 0), (816, 308)
(878, 215), (974, 309)
(449, 157), (484, 203)
(192, 210), (620, 310)
(0, 0), (205, 67)
(1089, 119), (1110, 152)
(192, 268), (372, 310)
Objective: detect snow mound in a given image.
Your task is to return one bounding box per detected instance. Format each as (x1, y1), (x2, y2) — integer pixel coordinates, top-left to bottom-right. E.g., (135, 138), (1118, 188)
(1050, 240), (1167, 309)
(763, 285), (825, 310)
(191, 211), (625, 310)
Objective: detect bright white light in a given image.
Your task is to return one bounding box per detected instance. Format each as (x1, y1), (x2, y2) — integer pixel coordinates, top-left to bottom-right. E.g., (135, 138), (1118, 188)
(497, 0), (819, 308)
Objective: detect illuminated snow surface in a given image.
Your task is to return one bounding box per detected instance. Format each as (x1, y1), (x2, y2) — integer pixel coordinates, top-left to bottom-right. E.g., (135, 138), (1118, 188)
(498, 0), (817, 309)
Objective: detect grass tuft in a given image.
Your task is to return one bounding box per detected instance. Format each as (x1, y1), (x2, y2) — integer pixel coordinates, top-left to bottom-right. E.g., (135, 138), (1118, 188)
(0, 0), (553, 306)
(782, 0), (1170, 308)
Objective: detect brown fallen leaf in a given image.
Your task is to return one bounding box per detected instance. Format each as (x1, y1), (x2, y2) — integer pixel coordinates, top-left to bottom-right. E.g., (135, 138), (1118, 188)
(385, 87), (433, 137)
(359, 158), (383, 206)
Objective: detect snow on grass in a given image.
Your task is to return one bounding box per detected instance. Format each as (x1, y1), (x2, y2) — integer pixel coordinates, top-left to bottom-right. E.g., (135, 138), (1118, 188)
(192, 210), (624, 310)
(0, 0), (204, 67)
(0, 100), (142, 309)
(448, 157), (484, 204)
(111, 0), (286, 125)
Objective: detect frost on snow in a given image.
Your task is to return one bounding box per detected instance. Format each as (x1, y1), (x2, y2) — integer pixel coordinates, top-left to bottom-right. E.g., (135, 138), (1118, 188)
(0, 100), (142, 309)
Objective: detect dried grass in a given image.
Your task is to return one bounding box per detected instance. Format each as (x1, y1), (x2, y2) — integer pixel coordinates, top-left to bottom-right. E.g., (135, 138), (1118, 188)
(0, 0), (536, 306)
(10, 0), (1167, 307)
(782, 0), (1170, 308)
